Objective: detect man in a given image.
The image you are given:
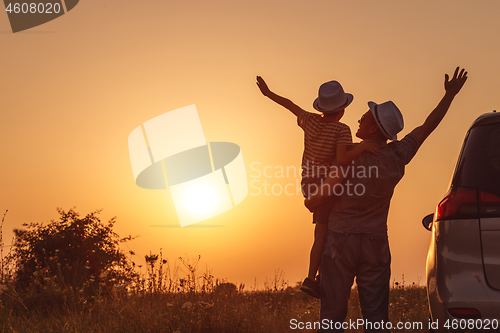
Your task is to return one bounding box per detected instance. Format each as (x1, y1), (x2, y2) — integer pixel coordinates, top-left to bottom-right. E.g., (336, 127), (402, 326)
(307, 67), (468, 332)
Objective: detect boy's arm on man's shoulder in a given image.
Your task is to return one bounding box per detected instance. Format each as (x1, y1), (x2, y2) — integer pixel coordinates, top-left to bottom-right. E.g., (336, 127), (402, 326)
(256, 76), (306, 117)
(337, 141), (380, 165)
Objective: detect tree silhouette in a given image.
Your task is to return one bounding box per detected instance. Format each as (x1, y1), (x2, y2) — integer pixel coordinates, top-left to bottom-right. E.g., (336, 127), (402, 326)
(6, 208), (137, 292)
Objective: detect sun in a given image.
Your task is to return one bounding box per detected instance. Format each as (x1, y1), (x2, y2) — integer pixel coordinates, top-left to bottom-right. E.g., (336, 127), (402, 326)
(180, 182), (219, 216)
(169, 169), (234, 226)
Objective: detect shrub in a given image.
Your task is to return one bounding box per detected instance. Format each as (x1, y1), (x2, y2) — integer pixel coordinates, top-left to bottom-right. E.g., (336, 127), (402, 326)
(6, 208), (137, 295)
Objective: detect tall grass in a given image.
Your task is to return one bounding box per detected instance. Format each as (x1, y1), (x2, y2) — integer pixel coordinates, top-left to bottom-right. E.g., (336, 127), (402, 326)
(0, 249), (430, 333)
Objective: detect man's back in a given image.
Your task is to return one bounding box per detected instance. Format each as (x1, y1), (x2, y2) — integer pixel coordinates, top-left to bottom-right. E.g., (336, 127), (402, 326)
(328, 133), (420, 234)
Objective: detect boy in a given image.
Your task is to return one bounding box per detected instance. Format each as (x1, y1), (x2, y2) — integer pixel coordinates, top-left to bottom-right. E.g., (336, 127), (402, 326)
(256, 76), (379, 298)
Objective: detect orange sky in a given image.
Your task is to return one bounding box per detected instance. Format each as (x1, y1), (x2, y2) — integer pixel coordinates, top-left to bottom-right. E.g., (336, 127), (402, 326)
(1, 0), (499, 291)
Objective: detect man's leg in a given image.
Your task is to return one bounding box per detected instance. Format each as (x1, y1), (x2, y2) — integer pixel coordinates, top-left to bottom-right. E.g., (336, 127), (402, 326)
(318, 233), (357, 333)
(356, 234), (391, 333)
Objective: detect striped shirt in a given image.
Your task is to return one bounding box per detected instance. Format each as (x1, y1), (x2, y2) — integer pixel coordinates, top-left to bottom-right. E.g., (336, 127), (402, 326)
(297, 110), (352, 178)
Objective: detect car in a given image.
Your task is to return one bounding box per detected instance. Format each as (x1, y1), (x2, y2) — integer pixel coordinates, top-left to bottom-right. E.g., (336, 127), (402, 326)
(422, 110), (500, 332)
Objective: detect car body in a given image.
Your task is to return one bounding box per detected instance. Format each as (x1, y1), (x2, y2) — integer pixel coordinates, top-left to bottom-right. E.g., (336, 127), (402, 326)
(423, 111), (500, 332)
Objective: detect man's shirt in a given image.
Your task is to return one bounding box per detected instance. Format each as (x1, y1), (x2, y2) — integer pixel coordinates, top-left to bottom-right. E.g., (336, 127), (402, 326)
(328, 133), (421, 234)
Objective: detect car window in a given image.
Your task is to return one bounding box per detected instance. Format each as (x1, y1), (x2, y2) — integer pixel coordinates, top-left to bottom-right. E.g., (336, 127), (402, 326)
(453, 122), (500, 197)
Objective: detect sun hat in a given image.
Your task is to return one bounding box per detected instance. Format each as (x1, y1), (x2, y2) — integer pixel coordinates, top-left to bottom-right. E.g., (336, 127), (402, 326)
(368, 101), (404, 141)
(313, 81), (353, 113)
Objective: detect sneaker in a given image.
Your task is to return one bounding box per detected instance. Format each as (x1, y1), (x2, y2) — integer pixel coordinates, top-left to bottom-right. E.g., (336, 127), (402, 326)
(300, 277), (320, 299)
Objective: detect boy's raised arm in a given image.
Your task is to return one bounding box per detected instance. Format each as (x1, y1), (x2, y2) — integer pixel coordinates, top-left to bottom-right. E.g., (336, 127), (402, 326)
(257, 76), (305, 117)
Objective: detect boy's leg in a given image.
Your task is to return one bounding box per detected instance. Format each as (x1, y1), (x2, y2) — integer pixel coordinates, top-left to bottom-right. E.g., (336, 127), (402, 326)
(301, 222), (326, 298)
(305, 173), (344, 211)
(302, 178), (333, 298)
(310, 194), (335, 279)
(300, 177), (325, 298)
(308, 222), (328, 280)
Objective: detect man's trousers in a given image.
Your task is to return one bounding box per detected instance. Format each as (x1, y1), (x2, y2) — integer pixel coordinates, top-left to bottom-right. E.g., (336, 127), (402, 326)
(318, 233), (391, 333)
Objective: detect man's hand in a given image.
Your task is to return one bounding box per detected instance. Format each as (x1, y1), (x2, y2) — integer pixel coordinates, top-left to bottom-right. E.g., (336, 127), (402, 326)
(256, 76), (271, 97)
(305, 193), (330, 212)
(445, 67), (468, 97)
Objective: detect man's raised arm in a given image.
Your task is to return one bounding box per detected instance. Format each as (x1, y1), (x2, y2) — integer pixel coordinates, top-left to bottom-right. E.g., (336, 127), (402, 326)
(410, 67), (468, 144)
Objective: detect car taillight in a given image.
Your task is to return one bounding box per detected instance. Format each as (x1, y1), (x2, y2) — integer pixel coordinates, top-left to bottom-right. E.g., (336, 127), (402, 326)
(436, 188), (478, 221)
(480, 191), (500, 217)
(448, 308), (481, 319)
(436, 188), (500, 221)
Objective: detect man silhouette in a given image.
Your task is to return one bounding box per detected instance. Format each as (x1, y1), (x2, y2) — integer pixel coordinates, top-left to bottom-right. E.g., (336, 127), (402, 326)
(307, 67), (468, 332)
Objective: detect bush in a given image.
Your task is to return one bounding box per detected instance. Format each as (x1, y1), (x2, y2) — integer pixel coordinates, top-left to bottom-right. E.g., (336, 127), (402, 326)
(6, 208), (137, 295)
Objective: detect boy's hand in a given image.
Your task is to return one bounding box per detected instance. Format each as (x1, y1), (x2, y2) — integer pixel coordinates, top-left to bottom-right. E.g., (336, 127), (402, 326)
(360, 141), (380, 154)
(256, 76), (271, 97)
(255, 76), (303, 116)
(444, 67), (468, 97)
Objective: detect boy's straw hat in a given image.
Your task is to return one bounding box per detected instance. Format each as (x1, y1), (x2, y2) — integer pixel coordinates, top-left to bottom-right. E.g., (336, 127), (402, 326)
(313, 80), (353, 113)
(368, 101), (404, 141)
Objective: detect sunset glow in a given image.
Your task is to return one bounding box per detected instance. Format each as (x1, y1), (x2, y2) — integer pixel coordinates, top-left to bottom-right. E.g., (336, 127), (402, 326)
(1, 0), (499, 290)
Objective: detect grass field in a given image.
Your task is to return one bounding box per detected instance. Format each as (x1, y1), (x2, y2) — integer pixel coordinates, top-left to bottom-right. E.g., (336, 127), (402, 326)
(0, 210), (432, 332)
(0, 214), (430, 333)
(0, 279), (430, 333)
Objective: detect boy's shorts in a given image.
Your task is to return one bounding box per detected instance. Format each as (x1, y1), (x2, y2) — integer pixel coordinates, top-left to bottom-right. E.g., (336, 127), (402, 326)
(301, 177), (336, 225)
